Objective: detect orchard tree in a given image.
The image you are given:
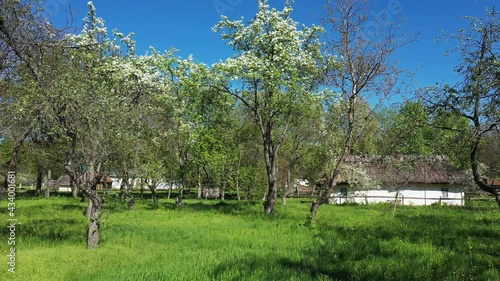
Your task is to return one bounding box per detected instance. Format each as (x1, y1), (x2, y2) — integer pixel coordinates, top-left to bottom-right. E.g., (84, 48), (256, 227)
(213, 0), (323, 215)
(60, 2), (167, 248)
(104, 46), (171, 204)
(310, 0), (414, 222)
(423, 8), (500, 206)
(0, 0), (67, 198)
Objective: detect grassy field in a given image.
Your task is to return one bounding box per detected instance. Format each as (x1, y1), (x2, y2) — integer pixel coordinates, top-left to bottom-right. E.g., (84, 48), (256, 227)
(1, 194), (499, 281)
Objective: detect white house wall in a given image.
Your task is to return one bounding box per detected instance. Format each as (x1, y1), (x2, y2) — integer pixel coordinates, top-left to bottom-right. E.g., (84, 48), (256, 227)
(329, 184), (464, 206)
(110, 177), (179, 190)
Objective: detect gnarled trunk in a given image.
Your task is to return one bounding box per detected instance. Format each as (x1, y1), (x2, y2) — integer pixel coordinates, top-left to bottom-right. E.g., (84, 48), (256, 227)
(87, 190), (103, 249)
(310, 180), (336, 224)
(65, 157), (105, 249)
(471, 134), (500, 207)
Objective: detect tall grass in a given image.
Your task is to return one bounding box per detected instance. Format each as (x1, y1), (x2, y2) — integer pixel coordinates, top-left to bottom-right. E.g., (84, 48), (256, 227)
(1, 195), (499, 280)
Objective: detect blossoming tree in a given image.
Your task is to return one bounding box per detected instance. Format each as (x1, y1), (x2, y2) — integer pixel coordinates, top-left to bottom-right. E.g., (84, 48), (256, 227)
(213, 0), (323, 215)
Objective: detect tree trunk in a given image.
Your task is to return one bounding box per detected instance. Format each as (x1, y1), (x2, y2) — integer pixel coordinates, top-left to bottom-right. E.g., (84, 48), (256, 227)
(471, 134), (500, 207)
(44, 170), (51, 198)
(140, 178), (144, 201)
(149, 181), (158, 205)
(262, 140), (279, 215)
(168, 180), (173, 199)
(71, 178), (78, 198)
(87, 190), (103, 249)
(282, 168), (293, 205)
(176, 189), (183, 206)
(119, 178), (126, 202)
(176, 178), (184, 207)
(310, 95), (357, 223)
(86, 196), (93, 219)
(65, 159), (104, 249)
(393, 188), (400, 212)
(235, 177), (241, 202)
(151, 188), (158, 205)
(310, 199), (321, 223)
(197, 167), (202, 200)
(310, 166), (343, 223)
(36, 167), (43, 196)
(128, 197), (135, 210)
(221, 180), (226, 201)
(128, 178), (135, 198)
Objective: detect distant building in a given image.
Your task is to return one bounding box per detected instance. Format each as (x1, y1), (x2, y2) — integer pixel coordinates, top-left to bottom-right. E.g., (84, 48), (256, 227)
(329, 155), (469, 206)
(55, 174), (113, 192)
(296, 179), (313, 195)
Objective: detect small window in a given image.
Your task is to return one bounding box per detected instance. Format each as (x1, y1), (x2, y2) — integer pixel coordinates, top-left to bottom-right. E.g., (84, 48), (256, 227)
(340, 187), (348, 196)
(441, 188), (449, 198)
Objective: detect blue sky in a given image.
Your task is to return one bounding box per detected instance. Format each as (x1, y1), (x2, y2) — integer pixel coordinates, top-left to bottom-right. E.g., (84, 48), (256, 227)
(49, 0), (498, 96)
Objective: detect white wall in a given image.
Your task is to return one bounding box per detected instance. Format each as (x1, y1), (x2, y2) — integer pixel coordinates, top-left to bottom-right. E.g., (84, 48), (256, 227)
(109, 177), (179, 190)
(329, 184), (464, 206)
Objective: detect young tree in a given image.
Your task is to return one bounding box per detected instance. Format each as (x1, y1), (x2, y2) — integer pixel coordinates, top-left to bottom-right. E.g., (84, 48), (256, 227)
(310, 0), (413, 222)
(213, 0), (323, 215)
(423, 8), (500, 206)
(279, 101), (322, 205)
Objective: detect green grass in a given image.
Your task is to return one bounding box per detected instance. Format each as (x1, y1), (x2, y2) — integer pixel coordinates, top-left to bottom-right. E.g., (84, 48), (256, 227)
(1, 195), (499, 280)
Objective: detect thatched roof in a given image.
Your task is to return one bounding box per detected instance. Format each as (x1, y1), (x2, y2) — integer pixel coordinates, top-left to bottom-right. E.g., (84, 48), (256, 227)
(339, 155), (468, 185)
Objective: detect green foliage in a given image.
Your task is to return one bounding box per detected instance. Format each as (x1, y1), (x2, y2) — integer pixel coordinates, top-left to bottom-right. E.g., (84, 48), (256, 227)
(1, 197), (499, 281)
(430, 109), (472, 169)
(382, 101), (433, 155)
(377, 101), (470, 169)
(0, 139), (13, 166)
(478, 130), (500, 177)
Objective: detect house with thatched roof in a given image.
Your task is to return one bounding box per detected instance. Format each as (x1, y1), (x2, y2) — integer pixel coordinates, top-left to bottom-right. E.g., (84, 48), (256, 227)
(330, 155), (469, 206)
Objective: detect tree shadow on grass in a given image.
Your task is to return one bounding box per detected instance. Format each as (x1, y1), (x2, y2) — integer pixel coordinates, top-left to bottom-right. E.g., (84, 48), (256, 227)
(154, 200), (263, 217)
(394, 212), (500, 247)
(211, 254), (328, 281)
(278, 210), (500, 281)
